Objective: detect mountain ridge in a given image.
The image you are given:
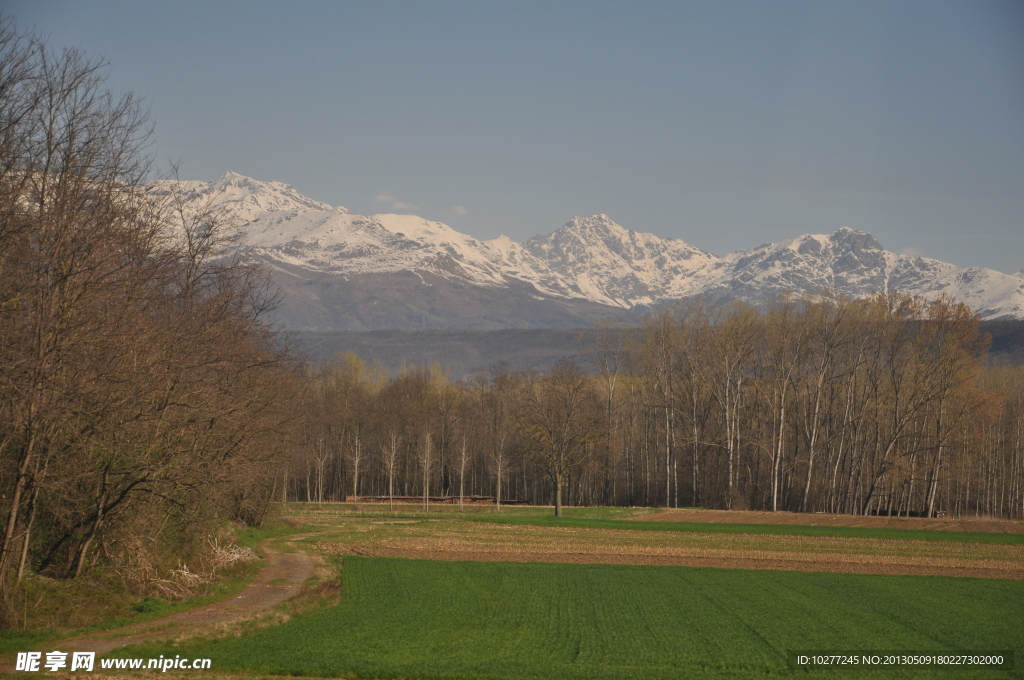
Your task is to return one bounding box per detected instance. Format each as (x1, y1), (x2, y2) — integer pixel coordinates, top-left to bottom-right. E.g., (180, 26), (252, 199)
(156, 172), (1024, 329)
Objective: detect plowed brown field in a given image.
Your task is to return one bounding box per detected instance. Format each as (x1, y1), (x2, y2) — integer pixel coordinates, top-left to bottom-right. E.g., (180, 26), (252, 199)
(310, 517), (1024, 579)
(637, 508), (1024, 533)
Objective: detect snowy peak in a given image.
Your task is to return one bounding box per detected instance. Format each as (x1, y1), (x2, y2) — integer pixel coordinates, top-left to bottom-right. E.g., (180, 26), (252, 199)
(829, 225), (883, 251)
(162, 174), (1024, 321)
(517, 215), (719, 305)
(527, 214), (714, 265)
(206, 171), (339, 218)
(709, 226), (1024, 319)
(719, 227), (892, 299)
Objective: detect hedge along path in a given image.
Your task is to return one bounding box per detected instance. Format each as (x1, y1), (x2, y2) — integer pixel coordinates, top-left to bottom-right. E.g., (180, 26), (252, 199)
(318, 520), (1024, 580)
(53, 534), (318, 656)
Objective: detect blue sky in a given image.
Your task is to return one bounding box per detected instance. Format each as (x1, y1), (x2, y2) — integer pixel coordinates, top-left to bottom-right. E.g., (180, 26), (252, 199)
(8, 1), (1024, 273)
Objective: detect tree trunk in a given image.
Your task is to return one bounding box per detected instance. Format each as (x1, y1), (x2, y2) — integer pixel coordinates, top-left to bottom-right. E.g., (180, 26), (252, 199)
(459, 439), (467, 512)
(422, 432), (431, 512)
(496, 455), (502, 510)
(73, 470), (111, 578)
(352, 430), (361, 505)
(0, 435), (38, 584)
(555, 472), (564, 517)
(16, 484), (40, 583)
(772, 386), (788, 512)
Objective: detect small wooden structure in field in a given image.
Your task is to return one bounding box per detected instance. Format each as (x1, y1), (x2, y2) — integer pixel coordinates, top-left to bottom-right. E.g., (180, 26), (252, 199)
(347, 495), (528, 506)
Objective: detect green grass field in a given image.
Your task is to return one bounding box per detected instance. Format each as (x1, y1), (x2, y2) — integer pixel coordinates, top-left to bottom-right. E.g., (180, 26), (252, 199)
(120, 556), (1023, 679)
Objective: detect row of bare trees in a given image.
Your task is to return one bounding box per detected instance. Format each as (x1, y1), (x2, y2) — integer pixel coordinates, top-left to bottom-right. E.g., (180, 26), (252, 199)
(598, 293), (1004, 517)
(292, 357), (601, 517)
(292, 294), (1024, 521)
(0, 22), (298, 618)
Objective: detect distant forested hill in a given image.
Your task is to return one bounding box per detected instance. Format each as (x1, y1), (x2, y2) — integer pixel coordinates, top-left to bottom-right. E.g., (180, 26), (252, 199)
(288, 329), (592, 377)
(290, 320), (1024, 376)
(983, 319), (1024, 365)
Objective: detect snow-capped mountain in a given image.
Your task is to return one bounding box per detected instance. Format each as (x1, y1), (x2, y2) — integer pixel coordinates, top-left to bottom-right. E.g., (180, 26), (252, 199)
(702, 230), (1024, 320)
(158, 173), (1024, 329)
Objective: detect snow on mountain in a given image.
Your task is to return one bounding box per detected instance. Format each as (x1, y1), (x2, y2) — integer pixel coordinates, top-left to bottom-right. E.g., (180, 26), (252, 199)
(714, 229), (893, 298)
(698, 228), (1024, 319)
(162, 173), (1024, 321)
(155, 173), (511, 284)
(517, 215), (719, 306)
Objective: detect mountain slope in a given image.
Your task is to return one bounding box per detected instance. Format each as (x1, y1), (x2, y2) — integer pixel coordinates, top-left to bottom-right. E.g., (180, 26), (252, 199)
(161, 173), (1024, 329)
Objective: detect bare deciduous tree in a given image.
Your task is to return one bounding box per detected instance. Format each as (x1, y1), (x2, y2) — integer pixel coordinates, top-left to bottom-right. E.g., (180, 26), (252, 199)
(523, 361), (601, 517)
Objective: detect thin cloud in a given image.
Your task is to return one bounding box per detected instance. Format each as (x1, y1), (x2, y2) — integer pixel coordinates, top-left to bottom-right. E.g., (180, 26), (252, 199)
(375, 192), (417, 211)
(453, 205), (467, 216)
(902, 246), (925, 258)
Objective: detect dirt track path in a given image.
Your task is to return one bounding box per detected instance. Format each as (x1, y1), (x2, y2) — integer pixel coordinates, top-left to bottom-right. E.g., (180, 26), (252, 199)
(52, 534), (316, 656)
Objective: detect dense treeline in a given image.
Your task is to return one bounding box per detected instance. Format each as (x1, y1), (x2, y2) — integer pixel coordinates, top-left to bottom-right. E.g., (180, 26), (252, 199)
(0, 23), (297, 619)
(293, 294), (1024, 520)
